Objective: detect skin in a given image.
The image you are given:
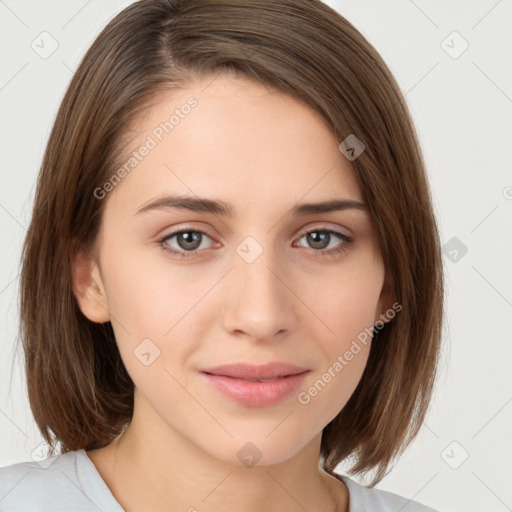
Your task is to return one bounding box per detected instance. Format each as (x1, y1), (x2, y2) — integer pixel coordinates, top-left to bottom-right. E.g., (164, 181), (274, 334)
(73, 73), (395, 512)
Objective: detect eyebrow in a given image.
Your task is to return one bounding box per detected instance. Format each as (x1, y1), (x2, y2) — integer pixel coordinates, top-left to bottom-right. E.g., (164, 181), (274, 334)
(135, 194), (368, 217)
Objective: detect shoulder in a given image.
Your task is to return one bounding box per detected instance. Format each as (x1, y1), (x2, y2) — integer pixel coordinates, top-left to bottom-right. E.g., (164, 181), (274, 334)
(0, 449), (123, 512)
(0, 450), (79, 510)
(0, 450), (87, 511)
(338, 474), (439, 512)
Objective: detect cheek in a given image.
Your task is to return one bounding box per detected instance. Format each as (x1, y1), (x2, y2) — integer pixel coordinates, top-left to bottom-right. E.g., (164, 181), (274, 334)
(290, 261), (382, 419)
(297, 307), (373, 425)
(305, 257), (384, 345)
(101, 243), (199, 334)
(100, 247), (215, 379)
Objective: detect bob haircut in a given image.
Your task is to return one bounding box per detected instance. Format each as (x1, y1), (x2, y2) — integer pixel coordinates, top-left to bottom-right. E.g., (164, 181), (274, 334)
(18, 0), (444, 486)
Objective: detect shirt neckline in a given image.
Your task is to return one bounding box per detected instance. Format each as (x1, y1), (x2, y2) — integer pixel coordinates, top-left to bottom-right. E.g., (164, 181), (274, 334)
(76, 449), (126, 511)
(333, 472), (359, 511)
(77, 448), (358, 512)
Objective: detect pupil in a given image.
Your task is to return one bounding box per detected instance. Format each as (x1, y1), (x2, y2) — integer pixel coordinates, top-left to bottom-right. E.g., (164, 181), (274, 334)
(179, 231), (201, 250)
(308, 231), (328, 249)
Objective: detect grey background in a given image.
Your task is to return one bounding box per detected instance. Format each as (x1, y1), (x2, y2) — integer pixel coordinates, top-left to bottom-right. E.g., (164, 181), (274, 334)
(1, 1), (511, 510)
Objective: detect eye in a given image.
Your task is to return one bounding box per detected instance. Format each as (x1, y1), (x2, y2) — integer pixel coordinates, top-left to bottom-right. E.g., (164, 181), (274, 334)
(294, 228), (353, 257)
(157, 226), (353, 260)
(158, 227), (217, 259)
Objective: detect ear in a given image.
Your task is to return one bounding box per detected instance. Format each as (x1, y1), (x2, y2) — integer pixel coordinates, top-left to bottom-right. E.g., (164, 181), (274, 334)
(71, 249), (111, 323)
(374, 268), (397, 327)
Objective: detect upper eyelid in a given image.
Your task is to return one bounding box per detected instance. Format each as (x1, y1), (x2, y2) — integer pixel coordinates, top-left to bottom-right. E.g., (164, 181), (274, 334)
(160, 224), (215, 242)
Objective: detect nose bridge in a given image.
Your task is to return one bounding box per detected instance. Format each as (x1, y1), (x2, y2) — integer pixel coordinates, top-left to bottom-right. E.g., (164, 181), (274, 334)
(237, 245), (280, 297)
(223, 235), (296, 339)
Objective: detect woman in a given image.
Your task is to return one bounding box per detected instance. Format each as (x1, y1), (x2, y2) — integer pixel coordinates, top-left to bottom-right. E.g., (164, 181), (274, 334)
(0, 1), (444, 510)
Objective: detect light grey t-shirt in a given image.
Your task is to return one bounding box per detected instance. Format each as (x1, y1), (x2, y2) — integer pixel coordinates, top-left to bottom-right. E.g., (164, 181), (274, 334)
(0, 449), (438, 511)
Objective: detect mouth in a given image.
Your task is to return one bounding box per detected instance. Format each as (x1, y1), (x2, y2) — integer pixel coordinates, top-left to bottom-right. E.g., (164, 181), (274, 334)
(200, 362), (310, 407)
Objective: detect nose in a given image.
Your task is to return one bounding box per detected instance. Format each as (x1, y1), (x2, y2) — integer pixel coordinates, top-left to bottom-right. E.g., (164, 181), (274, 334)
(221, 244), (298, 343)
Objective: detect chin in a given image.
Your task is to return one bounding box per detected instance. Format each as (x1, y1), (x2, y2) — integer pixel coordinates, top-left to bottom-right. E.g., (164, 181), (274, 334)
(197, 428), (314, 469)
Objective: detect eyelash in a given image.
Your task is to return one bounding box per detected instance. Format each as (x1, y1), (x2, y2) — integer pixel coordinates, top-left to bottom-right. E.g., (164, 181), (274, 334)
(157, 226), (353, 260)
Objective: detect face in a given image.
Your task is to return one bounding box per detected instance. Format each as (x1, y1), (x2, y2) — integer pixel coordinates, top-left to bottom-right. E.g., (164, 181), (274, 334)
(75, 73), (393, 467)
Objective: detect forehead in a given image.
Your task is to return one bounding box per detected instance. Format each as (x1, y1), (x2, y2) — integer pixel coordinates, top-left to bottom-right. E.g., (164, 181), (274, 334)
(107, 74), (364, 215)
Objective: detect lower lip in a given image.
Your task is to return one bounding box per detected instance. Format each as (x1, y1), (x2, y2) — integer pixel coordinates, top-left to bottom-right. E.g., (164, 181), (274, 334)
(202, 371), (310, 407)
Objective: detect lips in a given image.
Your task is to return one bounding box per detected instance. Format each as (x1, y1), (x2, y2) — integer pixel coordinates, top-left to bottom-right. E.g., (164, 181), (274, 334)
(200, 362), (311, 407)
(201, 362), (309, 380)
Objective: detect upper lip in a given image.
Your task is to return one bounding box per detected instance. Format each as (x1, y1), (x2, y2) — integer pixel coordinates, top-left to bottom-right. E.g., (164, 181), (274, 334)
(201, 362), (309, 380)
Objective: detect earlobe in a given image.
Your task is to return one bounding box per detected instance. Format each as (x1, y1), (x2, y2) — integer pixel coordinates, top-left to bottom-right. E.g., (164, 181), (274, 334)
(71, 250), (111, 323)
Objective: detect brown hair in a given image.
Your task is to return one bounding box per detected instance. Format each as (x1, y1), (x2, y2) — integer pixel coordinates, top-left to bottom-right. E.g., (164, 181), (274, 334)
(18, 0), (444, 485)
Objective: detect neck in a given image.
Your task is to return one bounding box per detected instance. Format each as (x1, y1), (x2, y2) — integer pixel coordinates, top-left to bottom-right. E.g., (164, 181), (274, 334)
(87, 396), (348, 512)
